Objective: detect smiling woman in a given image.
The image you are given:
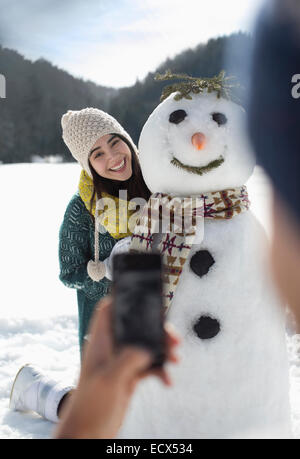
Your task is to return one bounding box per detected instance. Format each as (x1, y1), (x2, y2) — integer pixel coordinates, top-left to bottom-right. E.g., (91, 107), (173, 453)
(88, 132), (150, 216)
(8, 108), (152, 427)
(59, 108), (150, 353)
(89, 134), (133, 181)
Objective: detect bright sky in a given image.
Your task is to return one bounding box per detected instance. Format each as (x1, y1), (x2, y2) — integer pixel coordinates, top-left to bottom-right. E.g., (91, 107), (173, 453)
(0, 0), (264, 88)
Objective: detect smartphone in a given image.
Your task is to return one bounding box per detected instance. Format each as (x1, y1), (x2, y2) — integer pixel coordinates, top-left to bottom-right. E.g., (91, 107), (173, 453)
(112, 252), (166, 368)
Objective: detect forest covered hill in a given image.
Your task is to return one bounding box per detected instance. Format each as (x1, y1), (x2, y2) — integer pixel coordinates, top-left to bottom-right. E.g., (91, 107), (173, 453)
(0, 32), (251, 163)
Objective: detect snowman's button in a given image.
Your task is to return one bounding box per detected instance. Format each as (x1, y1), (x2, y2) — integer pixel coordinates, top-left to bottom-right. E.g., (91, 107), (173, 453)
(193, 315), (220, 340)
(190, 250), (215, 277)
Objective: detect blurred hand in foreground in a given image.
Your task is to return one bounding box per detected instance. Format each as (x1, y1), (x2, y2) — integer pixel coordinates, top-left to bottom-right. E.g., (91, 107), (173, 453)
(53, 296), (180, 439)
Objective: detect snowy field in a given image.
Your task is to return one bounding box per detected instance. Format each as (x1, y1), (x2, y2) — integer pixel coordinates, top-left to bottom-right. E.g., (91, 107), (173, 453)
(0, 163), (299, 439)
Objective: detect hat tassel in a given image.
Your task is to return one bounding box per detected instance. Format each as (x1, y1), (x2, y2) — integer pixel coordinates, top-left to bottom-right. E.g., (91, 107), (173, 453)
(87, 213), (106, 282)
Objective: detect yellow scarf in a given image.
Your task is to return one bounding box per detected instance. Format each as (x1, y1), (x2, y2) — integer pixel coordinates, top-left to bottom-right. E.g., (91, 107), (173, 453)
(78, 169), (137, 239)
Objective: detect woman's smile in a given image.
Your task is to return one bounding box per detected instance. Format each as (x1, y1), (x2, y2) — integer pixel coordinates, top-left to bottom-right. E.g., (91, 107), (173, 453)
(109, 157), (126, 172)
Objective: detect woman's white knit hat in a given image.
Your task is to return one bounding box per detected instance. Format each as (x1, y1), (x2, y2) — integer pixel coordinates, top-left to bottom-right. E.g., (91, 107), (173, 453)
(61, 107), (137, 178)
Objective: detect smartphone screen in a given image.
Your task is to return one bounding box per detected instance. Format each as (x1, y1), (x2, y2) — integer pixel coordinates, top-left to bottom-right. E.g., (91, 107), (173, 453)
(112, 253), (166, 368)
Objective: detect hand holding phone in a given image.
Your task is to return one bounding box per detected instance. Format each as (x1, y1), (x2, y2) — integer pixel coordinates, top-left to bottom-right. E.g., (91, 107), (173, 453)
(112, 253), (166, 368)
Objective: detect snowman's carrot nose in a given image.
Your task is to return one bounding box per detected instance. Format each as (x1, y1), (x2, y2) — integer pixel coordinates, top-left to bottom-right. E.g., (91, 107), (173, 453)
(192, 132), (206, 150)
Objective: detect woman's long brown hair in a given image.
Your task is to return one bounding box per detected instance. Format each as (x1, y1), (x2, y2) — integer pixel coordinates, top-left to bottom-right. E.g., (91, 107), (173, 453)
(88, 134), (151, 216)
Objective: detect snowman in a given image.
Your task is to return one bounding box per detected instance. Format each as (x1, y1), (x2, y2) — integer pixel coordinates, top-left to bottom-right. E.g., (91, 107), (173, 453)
(118, 73), (292, 439)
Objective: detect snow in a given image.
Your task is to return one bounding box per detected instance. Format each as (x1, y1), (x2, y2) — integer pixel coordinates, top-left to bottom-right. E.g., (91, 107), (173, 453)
(0, 162), (82, 439)
(0, 162), (299, 438)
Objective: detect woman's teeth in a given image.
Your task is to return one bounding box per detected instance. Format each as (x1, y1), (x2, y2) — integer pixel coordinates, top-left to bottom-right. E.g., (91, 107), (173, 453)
(110, 159), (125, 171)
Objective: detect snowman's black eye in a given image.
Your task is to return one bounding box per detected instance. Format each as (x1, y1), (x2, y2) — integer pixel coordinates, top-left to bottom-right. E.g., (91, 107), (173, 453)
(169, 109), (187, 124)
(212, 112), (227, 126)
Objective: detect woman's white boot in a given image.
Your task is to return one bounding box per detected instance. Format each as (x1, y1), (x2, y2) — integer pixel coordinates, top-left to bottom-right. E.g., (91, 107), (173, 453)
(9, 364), (74, 423)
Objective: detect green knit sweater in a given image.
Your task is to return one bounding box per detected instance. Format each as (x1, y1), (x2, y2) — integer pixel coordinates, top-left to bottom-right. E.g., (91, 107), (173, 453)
(58, 193), (116, 354)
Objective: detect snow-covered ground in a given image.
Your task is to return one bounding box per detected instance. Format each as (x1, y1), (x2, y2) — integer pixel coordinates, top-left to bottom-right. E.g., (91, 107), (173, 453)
(0, 163), (299, 439)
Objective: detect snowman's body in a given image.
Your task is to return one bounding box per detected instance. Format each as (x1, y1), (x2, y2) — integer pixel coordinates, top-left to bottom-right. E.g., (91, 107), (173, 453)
(119, 90), (291, 438)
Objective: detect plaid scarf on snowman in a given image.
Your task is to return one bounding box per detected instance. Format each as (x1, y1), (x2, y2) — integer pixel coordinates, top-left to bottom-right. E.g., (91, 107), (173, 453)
(129, 186), (250, 311)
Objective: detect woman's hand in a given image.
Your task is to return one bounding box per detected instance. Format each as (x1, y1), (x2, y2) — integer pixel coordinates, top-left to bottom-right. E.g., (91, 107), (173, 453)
(104, 237), (132, 280)
(53, 296), (180, 439)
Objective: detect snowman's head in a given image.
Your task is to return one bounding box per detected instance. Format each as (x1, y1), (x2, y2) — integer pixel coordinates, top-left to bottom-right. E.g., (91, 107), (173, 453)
(138, 91), (255, 195)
